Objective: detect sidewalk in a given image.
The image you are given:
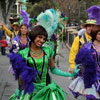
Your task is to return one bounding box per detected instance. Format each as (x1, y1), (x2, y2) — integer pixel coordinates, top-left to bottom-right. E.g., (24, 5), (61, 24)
(0, 55), (17, 100)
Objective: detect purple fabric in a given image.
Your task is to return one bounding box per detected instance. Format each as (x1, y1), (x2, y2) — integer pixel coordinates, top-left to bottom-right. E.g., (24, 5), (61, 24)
(10, 36), (30, 53)
(8, 53), (38, 94)
(69, 88), (99, 100)
(12, 36), (30, 45)
(9, 44), (17, 53)
(51, 33), (57, 40)
(8, 65), (15, 74)
(75, 43), (97, 88)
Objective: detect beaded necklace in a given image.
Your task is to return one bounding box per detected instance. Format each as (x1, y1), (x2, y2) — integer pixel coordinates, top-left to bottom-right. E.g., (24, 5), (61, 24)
(30, 49), (42, 57)
(92, 43), (100, 53)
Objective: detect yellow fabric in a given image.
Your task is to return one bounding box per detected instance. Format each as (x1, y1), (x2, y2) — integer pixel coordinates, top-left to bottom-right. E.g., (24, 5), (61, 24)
(2, 25), (19, 38)
(69, 32), (91, 69)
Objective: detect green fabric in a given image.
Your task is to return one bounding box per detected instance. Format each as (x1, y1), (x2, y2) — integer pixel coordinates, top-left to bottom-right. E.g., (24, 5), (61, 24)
(9, 46), (66, 100)
(50, 65), (80, 77)
(63, 17), (68, 21)
(33, 56), (48, 84)
(18, 46), (54, 60)
(9, 81), (65, 100)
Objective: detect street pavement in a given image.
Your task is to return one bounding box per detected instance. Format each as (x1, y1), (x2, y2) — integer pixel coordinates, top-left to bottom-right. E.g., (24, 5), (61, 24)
(0, 43), (86, 100)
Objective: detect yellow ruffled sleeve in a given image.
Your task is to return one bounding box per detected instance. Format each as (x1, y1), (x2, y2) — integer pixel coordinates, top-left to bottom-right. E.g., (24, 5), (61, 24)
(2, 25), (12, 38)
(69, 36), (79, 69)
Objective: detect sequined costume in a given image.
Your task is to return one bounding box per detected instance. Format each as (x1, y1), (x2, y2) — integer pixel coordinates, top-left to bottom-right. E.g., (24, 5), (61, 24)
(8, 46), (66, 100)
(69, 42), (100, 100)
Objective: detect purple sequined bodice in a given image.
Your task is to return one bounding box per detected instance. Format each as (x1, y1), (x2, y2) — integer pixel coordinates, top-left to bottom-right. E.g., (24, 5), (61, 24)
(19, 42), (28, 50)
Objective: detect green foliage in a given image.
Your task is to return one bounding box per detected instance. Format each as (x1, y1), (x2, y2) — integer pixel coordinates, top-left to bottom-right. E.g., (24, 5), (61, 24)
(27, 0), (55, 17)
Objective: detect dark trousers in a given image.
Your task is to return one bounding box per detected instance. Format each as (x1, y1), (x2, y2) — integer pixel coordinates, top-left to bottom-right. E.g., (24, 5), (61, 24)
(1, 47), (6, 55)
(53, 45), (57, 60)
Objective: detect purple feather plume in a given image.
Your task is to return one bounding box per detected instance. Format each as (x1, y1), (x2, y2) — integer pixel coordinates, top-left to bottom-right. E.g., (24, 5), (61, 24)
(87, 5), (100, 25)
(8, 53), (38, 94)
(20, 10), (29, 27)
(75, 45), (97, 88)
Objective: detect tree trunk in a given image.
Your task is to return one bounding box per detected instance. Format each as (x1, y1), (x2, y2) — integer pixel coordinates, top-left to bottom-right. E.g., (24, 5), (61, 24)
(0, 0), (15, 24)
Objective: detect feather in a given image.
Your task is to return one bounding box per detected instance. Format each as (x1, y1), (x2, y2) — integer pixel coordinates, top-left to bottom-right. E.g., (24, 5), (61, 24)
(37, 9), (58, 39)
(75, 44), (97, 88)
(87, 5), (100, 25)
(8, 53), (38, 94)
(20, 10), (29, 27)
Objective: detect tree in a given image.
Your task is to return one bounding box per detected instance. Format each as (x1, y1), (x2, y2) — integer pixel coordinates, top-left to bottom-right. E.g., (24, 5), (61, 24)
(27, 0), (55, 17)
(0, 0), (15, 24)
(28, 0), (42, 4)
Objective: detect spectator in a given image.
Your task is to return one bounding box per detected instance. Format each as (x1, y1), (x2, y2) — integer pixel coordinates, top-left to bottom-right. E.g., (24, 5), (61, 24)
(0, 29), (5, 40)
(0, 36), (7, 55)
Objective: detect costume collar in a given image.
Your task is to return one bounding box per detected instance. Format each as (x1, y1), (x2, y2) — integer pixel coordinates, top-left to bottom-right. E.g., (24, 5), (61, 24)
(85, 32), (91, 40)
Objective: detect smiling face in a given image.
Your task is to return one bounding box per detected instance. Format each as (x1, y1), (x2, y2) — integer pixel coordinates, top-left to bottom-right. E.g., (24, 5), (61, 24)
(13, 25), (19, 31)
(33, 35), (47, 48)
(20, 25), (28, 35)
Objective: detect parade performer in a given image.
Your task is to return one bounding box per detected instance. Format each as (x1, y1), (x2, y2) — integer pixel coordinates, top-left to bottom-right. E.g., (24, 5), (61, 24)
(69, 19), (97, 73)
(8, 10), (30, 75)
(8, 9), (80, 100)
(69, 5), (100, 100)
(56, 9), (68, 67)
(37, 8), (58, 61)
(9, 10), (30, 54)
(0, 21), (19, 39)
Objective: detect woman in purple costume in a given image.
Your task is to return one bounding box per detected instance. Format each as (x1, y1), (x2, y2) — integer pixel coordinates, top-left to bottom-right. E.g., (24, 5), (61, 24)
(9, 24), (30, 53)
(8, 24), (30, 92)
(69, 25), (100, 100)
(8, 24), (30, 74)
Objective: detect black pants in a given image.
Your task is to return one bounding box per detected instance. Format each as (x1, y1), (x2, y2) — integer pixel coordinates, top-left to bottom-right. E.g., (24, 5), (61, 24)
(53, 45), (57, 60)
(1, 47), (6, 55)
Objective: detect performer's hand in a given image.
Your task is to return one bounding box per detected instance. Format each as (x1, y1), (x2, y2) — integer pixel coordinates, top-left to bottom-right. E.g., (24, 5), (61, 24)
(69, 68), (74, 73)
(0, 21), (3, 27)
(72, 64), (80, 76)
(14, 88), (22, 97)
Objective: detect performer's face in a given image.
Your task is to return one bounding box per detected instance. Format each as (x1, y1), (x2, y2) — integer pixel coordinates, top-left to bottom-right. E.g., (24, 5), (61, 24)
(13, 25), (19, 31)
(34, 35), (46, 47)
(20, 25), (28, 35)
(96, 31), (100, 42)
(86, 25), (94, 35)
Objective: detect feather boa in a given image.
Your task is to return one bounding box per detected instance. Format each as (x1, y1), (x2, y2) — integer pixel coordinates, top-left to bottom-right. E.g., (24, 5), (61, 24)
(87, 5), (100, 25)
(8, 53), (38, 94)
(75, 46), (97, 88)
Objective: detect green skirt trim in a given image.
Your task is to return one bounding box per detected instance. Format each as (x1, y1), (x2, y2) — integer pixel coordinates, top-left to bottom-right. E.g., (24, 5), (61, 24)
(9, 81), (65, 100)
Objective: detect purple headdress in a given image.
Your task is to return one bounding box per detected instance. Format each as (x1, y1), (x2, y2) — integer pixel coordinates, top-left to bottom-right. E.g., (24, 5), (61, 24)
(87, 5), (100, 25)
(19, 10), (29, 27)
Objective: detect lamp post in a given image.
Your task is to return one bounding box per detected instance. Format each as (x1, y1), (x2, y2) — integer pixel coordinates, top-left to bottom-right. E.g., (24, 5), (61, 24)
(68, 6), (71, 26)
(73, 10), (75, 26)
(78, 0), (81, 30)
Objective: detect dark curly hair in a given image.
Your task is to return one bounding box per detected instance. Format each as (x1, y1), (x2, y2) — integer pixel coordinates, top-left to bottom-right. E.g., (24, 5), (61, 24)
(90, 25), (100, 41)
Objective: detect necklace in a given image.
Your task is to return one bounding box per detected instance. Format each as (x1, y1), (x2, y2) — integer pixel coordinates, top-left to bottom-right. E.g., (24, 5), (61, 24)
(20, 38), (27, 41)
(30, 49), (42, 57)
(92, 44), (100, 52)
